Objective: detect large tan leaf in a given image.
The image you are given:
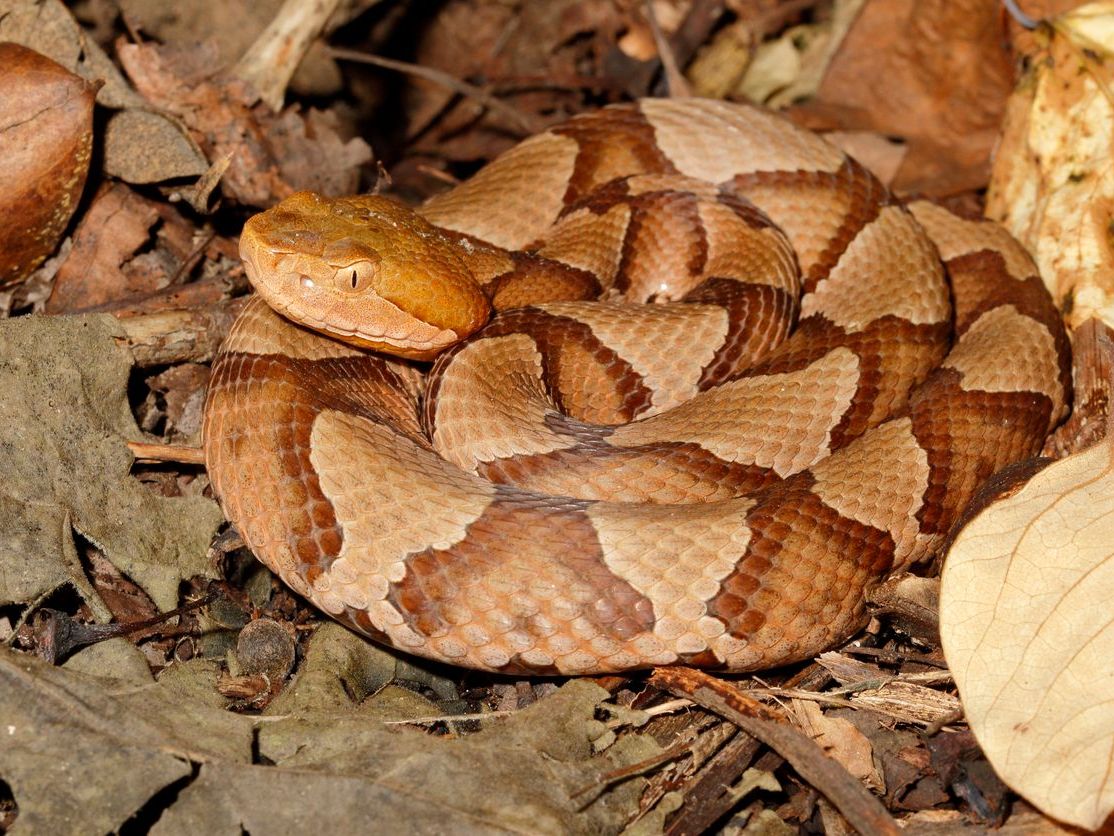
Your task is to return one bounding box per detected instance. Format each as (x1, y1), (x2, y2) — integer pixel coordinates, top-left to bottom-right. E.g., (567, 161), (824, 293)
(940, 440), (1114, 830)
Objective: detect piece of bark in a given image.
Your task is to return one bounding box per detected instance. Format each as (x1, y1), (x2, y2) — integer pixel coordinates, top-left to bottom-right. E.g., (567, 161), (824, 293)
(116, 297), (248, 367)
(1044, 317), (1113, 456)
(652, 667), (901, 836)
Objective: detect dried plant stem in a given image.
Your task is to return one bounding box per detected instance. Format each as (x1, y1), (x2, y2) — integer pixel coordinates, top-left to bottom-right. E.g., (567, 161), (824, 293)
(234, 0), (343, 111)
(127, 441), (206, 466)
(645, 0), (692, 97)
(325, 47), (542, 136)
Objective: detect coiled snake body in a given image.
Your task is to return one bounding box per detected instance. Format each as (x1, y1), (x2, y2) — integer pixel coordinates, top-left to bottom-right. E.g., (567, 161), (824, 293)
(203, 99), (1071, 675)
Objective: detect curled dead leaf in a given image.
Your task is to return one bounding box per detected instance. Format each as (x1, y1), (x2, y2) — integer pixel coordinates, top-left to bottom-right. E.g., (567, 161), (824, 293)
(103, 109), (208, 184)
(0, 42), (96, 288)
(988, 1), (1114, 331)
(940, 437), (1114, 830)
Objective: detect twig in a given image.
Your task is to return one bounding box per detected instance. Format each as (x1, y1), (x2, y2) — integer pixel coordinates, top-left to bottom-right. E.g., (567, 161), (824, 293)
(127, 441), (207, 466)
(1002, 0), (1039, 29)
(922, 707), (965, 737)
(487, 73), (628, 95)
(382, 709), (518, 726)
(572, 737), (699, 799)
(413, 163), (460, 187)
(32, 590), (219, 664)
(751, 0), (826, 39)
(168, 231), (217, 286)
(652, 667), (901, 836)
(665, 729), (763, 835)
(669, 0), (728, 67)
(841, 644), (950, 668)
(645, 0), (692, 97)
(324, 47), (542, 136)
(233, 0), (343, 111)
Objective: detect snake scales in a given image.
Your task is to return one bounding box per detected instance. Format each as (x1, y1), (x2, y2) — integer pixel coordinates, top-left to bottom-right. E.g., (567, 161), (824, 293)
(203, 99), (1071, 675)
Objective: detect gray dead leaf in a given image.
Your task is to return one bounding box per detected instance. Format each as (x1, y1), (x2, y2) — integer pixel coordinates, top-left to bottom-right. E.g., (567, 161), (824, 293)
(62, 636), (155, 683)
(3, 625), (658, 833)
(257, 627), (659, 833)
(0, 314), (223, 611)
(263, 623), (458, 735)
(0, 646), (253, 833)
(104, 109), (209, 184)
(157, 657), (232, 710)
(0, 1), (211, 188)
(0, 0), (144, 109)
(172, 679), (659, 835)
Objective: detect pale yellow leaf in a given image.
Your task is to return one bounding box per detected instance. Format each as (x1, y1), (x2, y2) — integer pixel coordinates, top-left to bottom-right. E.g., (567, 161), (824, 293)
(987, 1), (1114, 331)
(940, 439), (1114, 830)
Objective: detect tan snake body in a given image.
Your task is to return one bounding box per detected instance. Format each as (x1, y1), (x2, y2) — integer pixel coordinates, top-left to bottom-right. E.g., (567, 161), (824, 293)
(203, 99), (1071, 674)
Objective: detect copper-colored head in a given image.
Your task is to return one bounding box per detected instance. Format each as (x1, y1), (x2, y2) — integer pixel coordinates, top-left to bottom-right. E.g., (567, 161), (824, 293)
(239, 192), (492, 360)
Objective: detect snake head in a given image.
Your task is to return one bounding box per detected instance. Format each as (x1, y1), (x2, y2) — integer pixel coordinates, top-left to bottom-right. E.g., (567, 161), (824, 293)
(240, 191), (492, 360)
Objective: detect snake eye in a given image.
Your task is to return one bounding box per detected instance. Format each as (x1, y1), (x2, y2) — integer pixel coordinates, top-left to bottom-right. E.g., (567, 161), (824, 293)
(334, 262), (377, 293)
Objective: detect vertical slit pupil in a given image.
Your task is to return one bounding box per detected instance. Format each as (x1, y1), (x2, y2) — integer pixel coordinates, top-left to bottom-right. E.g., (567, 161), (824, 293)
(350, 270), (358, 289)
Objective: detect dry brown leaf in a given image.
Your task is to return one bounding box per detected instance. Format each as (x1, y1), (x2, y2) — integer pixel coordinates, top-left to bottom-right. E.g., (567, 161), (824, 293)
(0, 0), (143, 109)
(687, 19), (756, 99)
(116, 0), (361, 99)
(268, 107), (376, 198)
(103, 108), (209, 184)
(791, 699), (885, 794)
(1008, 0), (1099, 57)
(0, 1), (210, 189)
(940, 437), (1114, 830)
(0, 42), (95, 288)
(117, 39), (371, 207)
(45, 184), (161, 314)
(822, 131), (907, 187)
(987, 2), (1114, 331)
(803, 0), (1015, 195)
(404, 0), (623, 163)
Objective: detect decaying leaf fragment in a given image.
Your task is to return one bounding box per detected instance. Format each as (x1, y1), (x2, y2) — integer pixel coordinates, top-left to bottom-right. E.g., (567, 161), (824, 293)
(3, 638), (658, 833)
(0, 42), (96, 287)
(988, 1), (1114, 330)
(0, 646), (253, 833)
(940, 438), (1114, 830)
(0, 313), (222, 612)
(806, 0), (1015, 195)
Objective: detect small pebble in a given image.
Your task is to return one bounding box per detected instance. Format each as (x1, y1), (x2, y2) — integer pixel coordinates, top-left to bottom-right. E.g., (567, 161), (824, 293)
(235, 617), (296, 682)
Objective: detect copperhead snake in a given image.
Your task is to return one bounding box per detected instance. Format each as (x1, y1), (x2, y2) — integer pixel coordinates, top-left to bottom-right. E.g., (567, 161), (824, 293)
(202, 99), (1071, 675)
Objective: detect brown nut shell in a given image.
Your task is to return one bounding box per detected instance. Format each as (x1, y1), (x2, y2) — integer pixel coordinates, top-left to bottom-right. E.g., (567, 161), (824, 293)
(0, 43), (97, 288)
